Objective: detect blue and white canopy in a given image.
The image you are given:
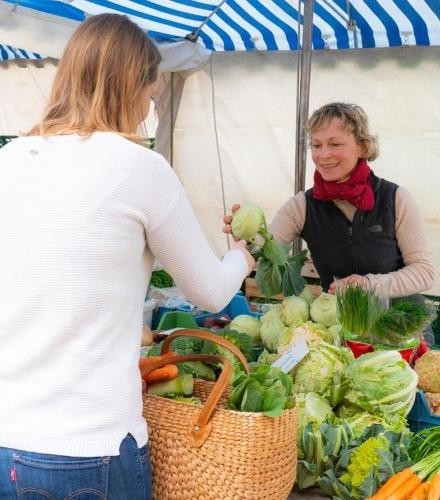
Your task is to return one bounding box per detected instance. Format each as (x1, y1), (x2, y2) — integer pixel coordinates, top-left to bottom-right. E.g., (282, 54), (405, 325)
(0, 44), (43, 62)
(0, 0), (439, 60)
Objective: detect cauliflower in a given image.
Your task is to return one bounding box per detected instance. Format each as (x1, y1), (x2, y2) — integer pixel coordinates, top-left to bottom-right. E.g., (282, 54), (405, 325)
(414, 350), (440, 393)
(277, 322), (327, 354)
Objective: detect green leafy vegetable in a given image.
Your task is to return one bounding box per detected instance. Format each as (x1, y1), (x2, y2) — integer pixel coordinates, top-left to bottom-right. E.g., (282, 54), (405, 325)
(227, 364), (294, 417)
(408, 426), (440, 462)
(150, 269), (173, 288)
(371, 299), (433, 348)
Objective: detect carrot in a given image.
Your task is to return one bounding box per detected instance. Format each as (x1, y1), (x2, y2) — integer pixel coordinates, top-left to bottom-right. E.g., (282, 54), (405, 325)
(427, 471), (440, 500)
(409, 482), (430, 500)
(386, 475), (423, 500)
(370, 468), (416, 499)
(139, 360), (178, 383)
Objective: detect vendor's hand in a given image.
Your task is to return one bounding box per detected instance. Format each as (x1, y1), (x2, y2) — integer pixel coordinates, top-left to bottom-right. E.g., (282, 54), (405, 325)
(328, 274), (369, 294)
(222, 204), (241, 241)
(231, 239), (255, 275)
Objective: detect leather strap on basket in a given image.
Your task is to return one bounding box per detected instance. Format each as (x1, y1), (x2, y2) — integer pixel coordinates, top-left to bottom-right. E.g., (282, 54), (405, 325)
(144, 329), (250, 448)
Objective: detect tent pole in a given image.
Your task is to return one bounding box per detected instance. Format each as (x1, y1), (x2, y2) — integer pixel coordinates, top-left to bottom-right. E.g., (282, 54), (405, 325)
(293, 0), (314, 254)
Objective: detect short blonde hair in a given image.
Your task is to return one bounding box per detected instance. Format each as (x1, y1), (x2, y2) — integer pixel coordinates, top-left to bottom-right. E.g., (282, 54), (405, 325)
(306, 102), (379, 161)
(27, 13), (161, 139)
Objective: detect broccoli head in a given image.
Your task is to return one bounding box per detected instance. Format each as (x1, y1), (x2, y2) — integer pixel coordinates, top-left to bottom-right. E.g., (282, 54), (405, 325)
(216, 328), (253, 360)
(146, 336), (204, 358)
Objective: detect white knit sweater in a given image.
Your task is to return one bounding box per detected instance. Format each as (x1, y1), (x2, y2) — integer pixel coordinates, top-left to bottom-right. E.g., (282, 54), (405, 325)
(0, 133), (247, 457)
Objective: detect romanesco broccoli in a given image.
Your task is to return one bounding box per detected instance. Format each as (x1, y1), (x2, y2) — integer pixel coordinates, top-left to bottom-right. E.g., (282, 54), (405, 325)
(340, 435), (389, 497)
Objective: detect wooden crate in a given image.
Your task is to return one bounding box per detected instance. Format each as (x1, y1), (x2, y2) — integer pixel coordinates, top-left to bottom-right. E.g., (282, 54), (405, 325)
(245, 279), (322, 301)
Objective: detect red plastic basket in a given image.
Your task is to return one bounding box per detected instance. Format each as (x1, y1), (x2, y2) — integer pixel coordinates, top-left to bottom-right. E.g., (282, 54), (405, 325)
(342, 339), (374, 358)
(343, 338), (428, 365)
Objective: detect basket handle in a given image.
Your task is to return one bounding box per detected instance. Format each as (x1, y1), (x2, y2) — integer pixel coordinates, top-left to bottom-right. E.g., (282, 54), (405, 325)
(160, 328), (249, 370)
(143, 329), (250, 447)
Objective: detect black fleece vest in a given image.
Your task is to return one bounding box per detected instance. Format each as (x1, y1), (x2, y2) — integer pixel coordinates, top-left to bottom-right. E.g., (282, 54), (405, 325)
(301, 174), (404, 291)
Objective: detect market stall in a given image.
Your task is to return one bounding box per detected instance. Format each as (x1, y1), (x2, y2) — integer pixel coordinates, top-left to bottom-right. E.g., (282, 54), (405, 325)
(143, 266), (440, 499)
(1, 2), (440, 499)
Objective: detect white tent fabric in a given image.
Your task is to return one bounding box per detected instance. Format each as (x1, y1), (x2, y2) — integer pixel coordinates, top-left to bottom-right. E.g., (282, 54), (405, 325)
(0, 59), (58, 134)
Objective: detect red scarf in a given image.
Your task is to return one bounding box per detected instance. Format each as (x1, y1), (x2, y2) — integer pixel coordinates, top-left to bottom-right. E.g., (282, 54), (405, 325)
(313, 159), (374, 211)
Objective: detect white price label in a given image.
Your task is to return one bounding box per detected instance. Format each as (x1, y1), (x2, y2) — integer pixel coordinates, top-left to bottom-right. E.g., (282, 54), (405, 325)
(271, 336), (309, 373)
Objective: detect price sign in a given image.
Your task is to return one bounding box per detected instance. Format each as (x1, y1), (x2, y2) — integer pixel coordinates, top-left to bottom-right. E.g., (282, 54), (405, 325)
(271, 336), (309, 373)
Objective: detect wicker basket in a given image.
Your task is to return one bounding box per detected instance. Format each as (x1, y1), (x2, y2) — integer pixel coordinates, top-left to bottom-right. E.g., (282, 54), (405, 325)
(142, 329), (297, 500)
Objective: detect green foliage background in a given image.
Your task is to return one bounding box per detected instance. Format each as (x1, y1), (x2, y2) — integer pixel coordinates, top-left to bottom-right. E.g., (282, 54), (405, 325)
(0, 136), (16, 148)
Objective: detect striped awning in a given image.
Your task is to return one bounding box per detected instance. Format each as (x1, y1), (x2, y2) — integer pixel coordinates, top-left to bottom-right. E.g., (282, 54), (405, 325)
(0, 44), (44, 62)
(1, 0), (440, 54)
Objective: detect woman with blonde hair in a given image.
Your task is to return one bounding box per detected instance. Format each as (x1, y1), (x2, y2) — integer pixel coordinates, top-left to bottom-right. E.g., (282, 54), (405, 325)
(0, 13), (253, 499)
(225, 102), (434, 307)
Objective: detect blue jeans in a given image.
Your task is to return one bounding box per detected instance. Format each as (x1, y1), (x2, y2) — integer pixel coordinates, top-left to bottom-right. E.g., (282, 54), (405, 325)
(0, 434), (152, 499)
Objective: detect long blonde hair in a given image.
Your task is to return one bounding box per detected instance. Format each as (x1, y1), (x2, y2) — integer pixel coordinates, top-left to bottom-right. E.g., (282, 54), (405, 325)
(27, 13), (161, 140)
(306, 102), (379, 161)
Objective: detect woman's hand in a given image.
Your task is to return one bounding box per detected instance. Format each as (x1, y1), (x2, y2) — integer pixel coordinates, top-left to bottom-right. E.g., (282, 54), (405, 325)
(222, 204), (241, 240)
(328, 274), (369, 294)
(231, 239), (255, 275)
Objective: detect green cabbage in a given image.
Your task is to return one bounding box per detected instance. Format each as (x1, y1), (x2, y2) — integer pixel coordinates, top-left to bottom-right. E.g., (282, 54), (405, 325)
(229, 314), (261, 343)
(279, 296), (310, 326)
(343, 350), (418, 416)
(310, 292), (338, 327)
(292, 342), (354, 407)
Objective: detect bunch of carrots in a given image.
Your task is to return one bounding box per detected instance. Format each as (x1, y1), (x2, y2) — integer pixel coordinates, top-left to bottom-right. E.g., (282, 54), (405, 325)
(370, 449), (440, 500)
(139, 353), (178, 384)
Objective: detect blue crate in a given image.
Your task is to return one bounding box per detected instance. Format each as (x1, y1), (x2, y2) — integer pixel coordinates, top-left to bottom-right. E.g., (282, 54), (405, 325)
(194, 294), (262, 327)
(152, 294), (263, 329)
(407, 391), (440, 432)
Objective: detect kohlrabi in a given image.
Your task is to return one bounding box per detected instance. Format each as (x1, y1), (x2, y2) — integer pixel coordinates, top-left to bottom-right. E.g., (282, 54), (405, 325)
(231, 203), (307, 298)
(310, 292), (338, 327)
